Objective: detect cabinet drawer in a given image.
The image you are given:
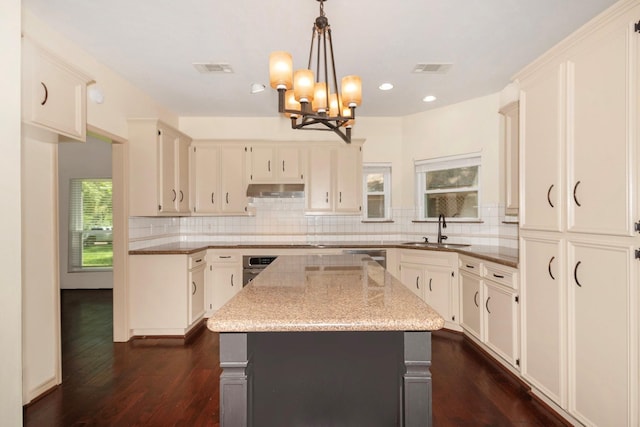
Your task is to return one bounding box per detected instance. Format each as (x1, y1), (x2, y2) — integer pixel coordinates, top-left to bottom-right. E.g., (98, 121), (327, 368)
(189, 252), (207, 269)
(459, 257), (482, 276)
(483, 263), (517, 289)
(209, 253), (240, 264)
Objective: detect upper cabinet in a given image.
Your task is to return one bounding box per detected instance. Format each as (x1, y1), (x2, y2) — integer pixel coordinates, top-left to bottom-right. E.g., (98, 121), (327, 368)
(518, 3), (638, 236)
(22, 38), (93, 142)
(498, 101), (519, 216)
(306, 142), (363, 215)
(190, 142), (248, 215)
(128, 119), (192, 216)
(248, 144), (305, 183)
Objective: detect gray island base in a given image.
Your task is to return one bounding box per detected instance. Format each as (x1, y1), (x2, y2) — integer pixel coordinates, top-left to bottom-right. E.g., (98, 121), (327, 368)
(209, 254), (444, 426)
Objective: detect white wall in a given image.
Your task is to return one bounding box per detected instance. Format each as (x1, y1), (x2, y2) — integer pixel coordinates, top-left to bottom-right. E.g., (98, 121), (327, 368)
(58, 135), (113, 289)
(22, 125), (61, 403)
(401, 93), (502, 207)
(0, 0), (24, 423)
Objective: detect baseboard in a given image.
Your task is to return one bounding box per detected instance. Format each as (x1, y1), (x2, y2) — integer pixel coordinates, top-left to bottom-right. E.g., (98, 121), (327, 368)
(23, 377), (60, 406)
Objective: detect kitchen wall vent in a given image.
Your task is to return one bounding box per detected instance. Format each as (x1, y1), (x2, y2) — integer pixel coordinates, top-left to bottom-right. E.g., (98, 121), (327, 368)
(413, 63), (452, 74)
(193, 63), (234, 74)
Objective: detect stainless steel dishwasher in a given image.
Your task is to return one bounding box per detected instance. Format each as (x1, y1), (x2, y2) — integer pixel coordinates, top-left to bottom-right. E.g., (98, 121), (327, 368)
(342, 249), (386, 269)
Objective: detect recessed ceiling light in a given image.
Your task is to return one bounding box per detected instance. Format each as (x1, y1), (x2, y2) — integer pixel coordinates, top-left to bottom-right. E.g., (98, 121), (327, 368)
(378, 83), (394, 91)
(423, 95), (437, 103)
(250, 83), (266, 94)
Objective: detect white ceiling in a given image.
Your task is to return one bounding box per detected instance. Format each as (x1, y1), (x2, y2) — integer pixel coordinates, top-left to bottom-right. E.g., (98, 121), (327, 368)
(23, 0), (619, 117)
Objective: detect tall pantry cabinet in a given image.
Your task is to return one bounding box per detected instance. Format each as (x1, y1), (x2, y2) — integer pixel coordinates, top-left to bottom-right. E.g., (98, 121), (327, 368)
(517, 2), (639, 426)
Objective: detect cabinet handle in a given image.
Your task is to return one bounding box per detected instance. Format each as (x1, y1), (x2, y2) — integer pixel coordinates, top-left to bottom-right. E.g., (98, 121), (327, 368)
(282, 160), (285, 172)
(211, 192), (215, 204)
(219, 256), (231, 259)
(485, 296), (492, 314)
(179, 190), (184, 202)
(474, 291), (479, 307)
(231, 274), (234, 286)
(548, 256), (555, 280)
(172, 189), (177, 202)
(226, 192), (229, 204)
(192, 281), (196, 295)
(40, 82), (48, 105)
(325, 192), (329, 203)
(428, 278), (433, 292)
(547, 184), (554, 208)
(574, 261), (582, 287)
(466, 264), (474, 269)
(416, 276), (420, 289)
(268, 160), (271, 172)
(573, 181), (582, 207)
(194, 258), (203, 263)
(493, 273), (504, 279)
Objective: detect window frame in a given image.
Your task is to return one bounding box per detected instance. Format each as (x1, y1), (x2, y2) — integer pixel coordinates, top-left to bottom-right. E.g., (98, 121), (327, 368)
(362, 163), (392, 221)
(414, 153), (481, 221)
(68, 178), (114, 272)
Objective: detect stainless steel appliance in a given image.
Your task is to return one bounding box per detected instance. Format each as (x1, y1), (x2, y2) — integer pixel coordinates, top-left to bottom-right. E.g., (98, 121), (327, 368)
(342, 249), (386, 269)
(242, 256), (278, 286)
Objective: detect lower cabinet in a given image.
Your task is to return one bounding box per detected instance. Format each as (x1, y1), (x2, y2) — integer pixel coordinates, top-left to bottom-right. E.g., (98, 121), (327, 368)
(398, 250), (459, 330)
(206, 251), (242, 314)
(459, 255), (520, 370)
(129, 251), (207, 337)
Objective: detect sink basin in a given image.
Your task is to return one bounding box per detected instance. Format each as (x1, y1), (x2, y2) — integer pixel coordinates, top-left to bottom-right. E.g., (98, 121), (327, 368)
(401, 242), (470, 249)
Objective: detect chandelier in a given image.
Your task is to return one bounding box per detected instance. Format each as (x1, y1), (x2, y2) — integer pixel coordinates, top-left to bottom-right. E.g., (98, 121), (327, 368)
(269, 0), (362, 144)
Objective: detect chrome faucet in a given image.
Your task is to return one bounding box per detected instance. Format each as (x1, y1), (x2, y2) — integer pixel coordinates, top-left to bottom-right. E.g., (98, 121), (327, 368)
(437, 214), (448, 244)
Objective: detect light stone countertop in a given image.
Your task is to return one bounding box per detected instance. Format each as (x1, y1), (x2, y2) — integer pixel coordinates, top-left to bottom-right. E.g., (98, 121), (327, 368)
(206, 254), (445, 333)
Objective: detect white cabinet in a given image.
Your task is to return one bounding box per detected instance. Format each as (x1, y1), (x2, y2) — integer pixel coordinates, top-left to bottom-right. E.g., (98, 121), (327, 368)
(128, 119), (192, 216)
(499, 101), (519, 216)
(129, 252), (206, 337)
(306, 142), (363, 215)
(190, 142), (248, 215)
(22, 38), (93, 142)
(520, 236), (565, 407)
(206, 252), (242, 314)
(516, 3), (640, 425)
(398, 250), (459, 330)
(459, 255), (520, 370)
(248, 144), (304, 183)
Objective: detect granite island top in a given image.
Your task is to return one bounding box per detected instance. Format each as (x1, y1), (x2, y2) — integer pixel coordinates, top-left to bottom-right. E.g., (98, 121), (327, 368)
(206, 254), (446, 333)
(130, 240), (518, 268)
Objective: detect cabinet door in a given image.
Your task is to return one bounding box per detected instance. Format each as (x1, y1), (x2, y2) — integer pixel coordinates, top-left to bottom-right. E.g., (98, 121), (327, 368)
(499, 102), (519, 216)
(566, 20), (634, 236)
(399, 263), (424, 300)
(520, 236), (565, 406)
(424, 265), (453, 323)
(568, 241), (634, 427)
(278, 146), (304, 182)
(484, 281), (519, 368)
(210, 264), (242, 311)
(460, 271), (482, 339)
(220, 145), (247, 214)
(177, 138), (190, 213)
(306, 147), (333, 212)
(158, 127), (179, 213)
(189, 265), (205, 324)
(335, 144), (362, 213)
(519, 63), (564, 232)
(191, 144), (220, 214)
(249, 146), (275, 182)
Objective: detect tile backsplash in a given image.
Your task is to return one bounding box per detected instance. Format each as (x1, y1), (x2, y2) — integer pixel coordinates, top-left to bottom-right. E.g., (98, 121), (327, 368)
(129, 198), (518, 250)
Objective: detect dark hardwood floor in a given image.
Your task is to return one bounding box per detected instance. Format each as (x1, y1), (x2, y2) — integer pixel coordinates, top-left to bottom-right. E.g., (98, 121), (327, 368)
(24, 290), (567, 426)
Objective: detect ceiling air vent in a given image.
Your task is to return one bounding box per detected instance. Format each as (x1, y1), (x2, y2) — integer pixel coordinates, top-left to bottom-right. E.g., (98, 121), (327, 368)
(412, 63), (452, 74)
(193, 63), (234, 74)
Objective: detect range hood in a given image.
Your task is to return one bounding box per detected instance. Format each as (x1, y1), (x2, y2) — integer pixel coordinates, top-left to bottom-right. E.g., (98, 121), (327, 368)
(246, 183), (305, 198)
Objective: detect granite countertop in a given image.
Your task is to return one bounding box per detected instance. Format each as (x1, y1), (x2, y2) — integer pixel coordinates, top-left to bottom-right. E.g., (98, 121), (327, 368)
(206, 254), (445, 333)
(129, 241), (518, 268)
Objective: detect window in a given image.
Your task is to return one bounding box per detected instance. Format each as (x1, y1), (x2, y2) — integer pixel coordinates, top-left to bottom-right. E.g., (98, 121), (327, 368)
(415, 153), (480, 220)
(363, 163), (391, 220)
(69, 179), (113, 271)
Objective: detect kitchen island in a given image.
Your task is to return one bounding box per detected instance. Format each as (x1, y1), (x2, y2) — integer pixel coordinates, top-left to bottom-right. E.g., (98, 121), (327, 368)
(207, 254), (445, 427)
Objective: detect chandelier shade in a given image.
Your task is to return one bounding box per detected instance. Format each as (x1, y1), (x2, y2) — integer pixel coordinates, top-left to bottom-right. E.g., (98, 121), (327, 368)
(268, 0), (361, 143)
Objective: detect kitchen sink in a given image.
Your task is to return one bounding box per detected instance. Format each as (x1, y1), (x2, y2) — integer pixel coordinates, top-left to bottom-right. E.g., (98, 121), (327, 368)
(401, 242), (471, 249)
